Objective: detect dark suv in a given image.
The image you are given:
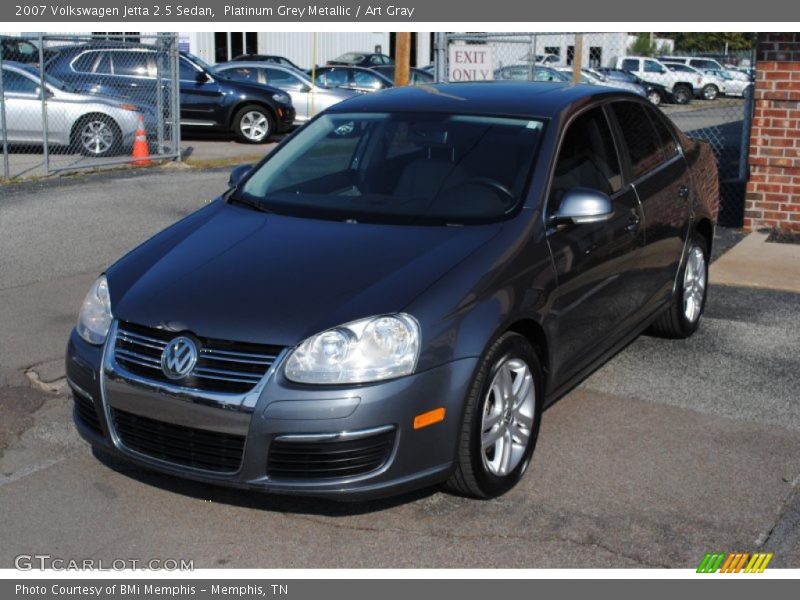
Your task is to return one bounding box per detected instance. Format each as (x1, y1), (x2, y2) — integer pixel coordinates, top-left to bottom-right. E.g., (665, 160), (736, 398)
(46, 43), (295, 143)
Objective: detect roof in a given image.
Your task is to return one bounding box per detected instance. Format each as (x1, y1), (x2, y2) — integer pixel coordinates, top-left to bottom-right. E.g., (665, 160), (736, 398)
(327, 81), (638, 119)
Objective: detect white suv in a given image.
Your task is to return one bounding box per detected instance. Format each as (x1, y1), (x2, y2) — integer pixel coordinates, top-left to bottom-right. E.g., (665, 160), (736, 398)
(662, 62), (726, 100)
(614, 56), (695, 104)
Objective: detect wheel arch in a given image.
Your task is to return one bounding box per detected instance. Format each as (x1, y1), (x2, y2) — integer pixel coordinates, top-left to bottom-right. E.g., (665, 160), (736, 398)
(505, 318), (551, 389)
(228, 100), (277, 128)
(694, 217), (714, 255)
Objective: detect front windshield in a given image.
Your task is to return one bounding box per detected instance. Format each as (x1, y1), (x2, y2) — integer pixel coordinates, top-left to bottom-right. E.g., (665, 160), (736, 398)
(239, 112), (545, 225)
(20, 65), (69, 90)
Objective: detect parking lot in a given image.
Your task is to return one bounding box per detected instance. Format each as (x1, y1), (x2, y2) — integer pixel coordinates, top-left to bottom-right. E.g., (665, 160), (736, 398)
(0, 166), (798, 568)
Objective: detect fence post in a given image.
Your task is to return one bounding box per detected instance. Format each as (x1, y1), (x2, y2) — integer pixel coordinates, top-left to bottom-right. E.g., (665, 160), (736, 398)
(38, 33), (49, 175)
(156, 34), (165, 156)
(572, 33), (583, 83)
(0, 40), (9, 180)
(434, 32), (448, 83)
(170, 33), (182, 161)
(738, 45), (757, 181)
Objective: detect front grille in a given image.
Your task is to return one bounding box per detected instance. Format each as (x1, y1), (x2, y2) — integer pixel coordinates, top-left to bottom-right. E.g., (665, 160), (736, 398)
(73, 391), (102, 434)
(267, 429), (396, 480)
(114, 321), (283, 394)
(112, 408), (245, 473)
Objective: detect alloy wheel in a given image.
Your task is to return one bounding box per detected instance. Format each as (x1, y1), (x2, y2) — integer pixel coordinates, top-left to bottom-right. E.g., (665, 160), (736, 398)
(80, 120), (114, 155)
(239, 111), (270, 142)
(480, 357), (536, 476)
(683, 245), (706, 323)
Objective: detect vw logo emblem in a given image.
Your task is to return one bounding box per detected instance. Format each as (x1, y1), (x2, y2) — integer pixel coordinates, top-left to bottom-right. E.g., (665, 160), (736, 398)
(160, 336), (198, 380)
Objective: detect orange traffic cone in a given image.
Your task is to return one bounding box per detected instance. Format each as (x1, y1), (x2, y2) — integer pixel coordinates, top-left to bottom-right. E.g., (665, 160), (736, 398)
(132, 114), (151, 166)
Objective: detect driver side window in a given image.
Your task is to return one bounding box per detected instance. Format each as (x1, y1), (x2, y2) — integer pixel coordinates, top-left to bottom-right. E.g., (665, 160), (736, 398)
(550, 107), (622, 210)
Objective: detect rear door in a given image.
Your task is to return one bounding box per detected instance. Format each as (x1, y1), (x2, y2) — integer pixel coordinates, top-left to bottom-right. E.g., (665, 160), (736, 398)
(546, 105), (645, 385)
(608, 101), (692, 311)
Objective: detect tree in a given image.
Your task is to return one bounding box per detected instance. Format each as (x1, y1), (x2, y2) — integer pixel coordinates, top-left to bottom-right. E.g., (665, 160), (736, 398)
(657, 33), (755, 53)
(628, 33), (657, 56)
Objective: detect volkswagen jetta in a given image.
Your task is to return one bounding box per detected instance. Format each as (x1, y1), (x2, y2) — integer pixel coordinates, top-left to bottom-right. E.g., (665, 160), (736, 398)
(67, 82), (719, 500)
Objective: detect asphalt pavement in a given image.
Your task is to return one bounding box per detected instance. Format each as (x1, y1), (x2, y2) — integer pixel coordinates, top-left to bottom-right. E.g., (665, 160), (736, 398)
(0, 166), (798, 568)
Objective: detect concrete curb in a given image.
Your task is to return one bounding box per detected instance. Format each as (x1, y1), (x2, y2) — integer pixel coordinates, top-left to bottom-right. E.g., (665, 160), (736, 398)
(710, 231), (800, 293)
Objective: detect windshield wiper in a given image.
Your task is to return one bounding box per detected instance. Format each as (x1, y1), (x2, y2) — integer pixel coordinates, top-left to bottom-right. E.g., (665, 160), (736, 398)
(227, 193), (272, 214)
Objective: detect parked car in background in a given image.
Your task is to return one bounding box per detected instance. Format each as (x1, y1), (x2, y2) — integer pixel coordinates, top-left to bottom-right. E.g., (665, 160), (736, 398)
(596, 68), (672, 105)
(230, 54), (303, 71)
(577, 68), (647, 98)
(1, 38), (41, 63)
(658, 56), (726, 72)
(663, 62), (725, 100)
(214, 62), (357, 124)
(326, 52), (394, 67)
(615, 56), (694, 104)
(311, 66), (394, 93)
(1, 61), (142, 157)
(419, 64), (435, 74)
(494, 65), (567, 82)
(704, 69), (752, 97)
(67, 82), (718, 500)
(45, 43), (295, 143)
(369, 65), (434, 85)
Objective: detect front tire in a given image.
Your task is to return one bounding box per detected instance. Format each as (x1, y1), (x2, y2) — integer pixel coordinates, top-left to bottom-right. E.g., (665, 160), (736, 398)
(444, 332), (543, 499)
(233, 105), (274, 144)
(647, 90), (662, 106)
(702, 84), (719, 101)
(649, 236), (709, 339)
(74, 114), (122, 157)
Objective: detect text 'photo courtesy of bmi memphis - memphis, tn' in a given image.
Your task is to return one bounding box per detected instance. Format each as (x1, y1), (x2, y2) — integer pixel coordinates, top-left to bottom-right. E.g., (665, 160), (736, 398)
(67, 76), (719, 499)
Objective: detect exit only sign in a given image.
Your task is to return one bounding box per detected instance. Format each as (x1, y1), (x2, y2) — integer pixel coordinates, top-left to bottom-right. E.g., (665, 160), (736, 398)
(448, 44), (494, 81)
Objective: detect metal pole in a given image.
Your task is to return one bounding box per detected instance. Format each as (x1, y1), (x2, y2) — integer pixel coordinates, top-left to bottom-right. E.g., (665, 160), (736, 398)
(171, 34), (181, 161)
(0, 38), (9, 179)
(38, 33), (49, 175)
(395, 33), (411, 86)
(310, 32), (317, 117)
(434, 32), (448, 83)
(156, 34), (165, 156)
(739, 44), (757, 181)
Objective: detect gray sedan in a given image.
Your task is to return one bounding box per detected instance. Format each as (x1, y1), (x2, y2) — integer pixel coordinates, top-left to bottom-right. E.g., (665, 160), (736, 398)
(214, 62), (357, 125)
(1, 62), (142, 157)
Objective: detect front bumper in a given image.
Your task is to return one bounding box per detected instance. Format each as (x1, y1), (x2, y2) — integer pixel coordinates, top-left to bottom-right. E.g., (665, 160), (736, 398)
(66, 323), (477, 500)
(275, 105), (296, 133)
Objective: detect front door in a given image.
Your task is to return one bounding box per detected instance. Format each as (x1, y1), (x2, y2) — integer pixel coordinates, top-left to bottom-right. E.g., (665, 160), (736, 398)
(545, 106), (644, 386)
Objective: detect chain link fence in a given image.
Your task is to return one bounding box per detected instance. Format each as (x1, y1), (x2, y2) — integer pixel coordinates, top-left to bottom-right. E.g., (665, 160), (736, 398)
(0, 32), (180, 181)
(434, 32), (756, 227)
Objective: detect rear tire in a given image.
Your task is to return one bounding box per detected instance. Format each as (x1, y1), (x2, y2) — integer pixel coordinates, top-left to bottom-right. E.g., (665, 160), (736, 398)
(647, 90), (662, 106)
(444, 332), (543, 499)
(673, 85), (692, 105)
(649, 235), (709, 339)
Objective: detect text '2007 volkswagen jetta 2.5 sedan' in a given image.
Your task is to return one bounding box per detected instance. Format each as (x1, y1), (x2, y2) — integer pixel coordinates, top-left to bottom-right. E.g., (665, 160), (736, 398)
(67, 82), (719, 500)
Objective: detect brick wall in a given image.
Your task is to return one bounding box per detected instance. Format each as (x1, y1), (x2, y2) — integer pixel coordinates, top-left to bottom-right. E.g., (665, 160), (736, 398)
(745, 32), (800, 231)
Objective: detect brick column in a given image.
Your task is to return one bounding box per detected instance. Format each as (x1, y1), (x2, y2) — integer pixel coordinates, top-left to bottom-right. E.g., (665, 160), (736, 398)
(746, 33), (800, 232)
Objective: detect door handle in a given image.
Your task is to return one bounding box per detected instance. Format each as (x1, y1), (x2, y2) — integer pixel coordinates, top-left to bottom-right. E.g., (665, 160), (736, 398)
(626, 213), (641, 233)
(678, 185), (690, 199)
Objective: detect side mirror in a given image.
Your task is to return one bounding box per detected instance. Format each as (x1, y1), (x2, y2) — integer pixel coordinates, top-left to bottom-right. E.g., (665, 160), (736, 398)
(228, 164), (253, 188)
(195, 70), (210, 83)
(551, 187), (614, 225)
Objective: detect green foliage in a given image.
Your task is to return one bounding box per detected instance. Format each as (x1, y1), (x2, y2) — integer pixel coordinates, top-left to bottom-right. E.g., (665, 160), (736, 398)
(628, 33), (657, 56)
(657, 33), (755, 52)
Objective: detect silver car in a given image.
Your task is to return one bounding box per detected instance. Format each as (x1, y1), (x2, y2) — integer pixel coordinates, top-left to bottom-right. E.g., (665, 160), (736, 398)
(213, 62), (357, 124)
(1, 62), (142, 157)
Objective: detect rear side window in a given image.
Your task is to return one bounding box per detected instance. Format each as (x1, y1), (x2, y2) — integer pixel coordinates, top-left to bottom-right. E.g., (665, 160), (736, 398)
(621, 58), (639, 71)
(352, 70), (384, 89)
(111, 51), (154, 77)
(264, 68), (305, 90)
(316, 69), (347, 87)
(72, 52), (99, 73)
(610, 101), (664, 179)
(646, 106), (679, 160)
(550, 107), (623, 208)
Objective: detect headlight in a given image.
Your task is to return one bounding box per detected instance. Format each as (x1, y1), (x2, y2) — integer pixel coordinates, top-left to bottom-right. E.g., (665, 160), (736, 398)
(272, 92), (291, 105)
(284, 314), (420, 384)
(76, 275), (113, 345)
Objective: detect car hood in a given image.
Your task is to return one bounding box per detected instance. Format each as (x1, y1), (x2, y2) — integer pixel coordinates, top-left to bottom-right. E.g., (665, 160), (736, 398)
(109, 200), (503, 347)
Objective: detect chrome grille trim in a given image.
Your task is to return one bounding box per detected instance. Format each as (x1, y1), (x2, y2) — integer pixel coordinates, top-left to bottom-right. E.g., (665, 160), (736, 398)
(112, 321), (284, 395)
